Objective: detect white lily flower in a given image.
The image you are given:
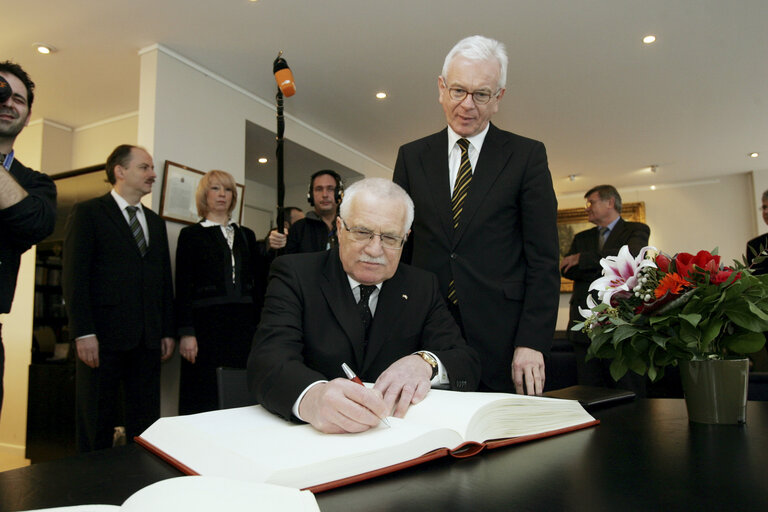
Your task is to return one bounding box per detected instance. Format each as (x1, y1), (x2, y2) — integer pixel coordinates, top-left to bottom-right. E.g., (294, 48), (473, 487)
(578, 294), (598, 320)
(589, 245), (658, 305)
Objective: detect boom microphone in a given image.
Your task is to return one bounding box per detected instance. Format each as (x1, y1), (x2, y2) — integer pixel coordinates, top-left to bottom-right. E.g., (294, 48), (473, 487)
(273, 51), (296, 97)
(0, 75), (12, 103)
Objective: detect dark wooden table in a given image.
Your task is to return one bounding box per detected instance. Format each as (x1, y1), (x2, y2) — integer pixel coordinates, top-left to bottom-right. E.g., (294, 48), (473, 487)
(2, 399), (767, 512)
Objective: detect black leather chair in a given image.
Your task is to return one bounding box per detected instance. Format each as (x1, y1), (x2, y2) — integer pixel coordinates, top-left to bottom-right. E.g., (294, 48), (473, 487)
(748, 372), (768, 401)
(215, 367), (254, 409)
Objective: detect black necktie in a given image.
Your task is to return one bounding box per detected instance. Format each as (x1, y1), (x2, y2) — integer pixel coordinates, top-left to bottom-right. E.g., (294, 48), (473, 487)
(357, 285), (376, 340)
(126, 206), (147, 256)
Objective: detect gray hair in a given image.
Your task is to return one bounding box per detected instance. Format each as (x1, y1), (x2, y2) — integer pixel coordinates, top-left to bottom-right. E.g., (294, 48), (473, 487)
(442, 35), (508, 91)
(585, 184), (623, 214)
(339, 178), (414, 234)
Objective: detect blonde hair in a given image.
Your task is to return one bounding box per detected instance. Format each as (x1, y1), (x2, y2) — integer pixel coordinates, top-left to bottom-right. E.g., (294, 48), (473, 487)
(196, 170), (238, 219)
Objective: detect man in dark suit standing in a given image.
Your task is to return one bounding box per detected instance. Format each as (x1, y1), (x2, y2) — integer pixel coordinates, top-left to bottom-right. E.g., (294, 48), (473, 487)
(63, 144), (175, 452)
(393, 35), (560, 395)
(561, 184), (650, 394)
(0, 61), (56, 417)
(248, 178), (480, 433)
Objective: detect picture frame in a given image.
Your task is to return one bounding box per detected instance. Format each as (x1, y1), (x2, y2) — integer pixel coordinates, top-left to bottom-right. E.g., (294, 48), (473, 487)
(159, 161), (245, 225)
(558, 202), (646, 293)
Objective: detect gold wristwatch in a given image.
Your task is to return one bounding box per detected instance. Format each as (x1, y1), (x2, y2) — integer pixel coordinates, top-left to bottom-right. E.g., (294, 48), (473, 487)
(416, 351), (438, 380)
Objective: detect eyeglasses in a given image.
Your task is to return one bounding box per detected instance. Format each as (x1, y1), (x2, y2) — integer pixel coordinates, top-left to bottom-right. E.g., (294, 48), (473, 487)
(441, 78), (500, 105)
(340, 217), (406, 249)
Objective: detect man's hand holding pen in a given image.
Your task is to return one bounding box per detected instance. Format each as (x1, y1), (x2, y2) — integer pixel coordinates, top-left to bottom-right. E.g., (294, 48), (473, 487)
(298, 379), (389, 434)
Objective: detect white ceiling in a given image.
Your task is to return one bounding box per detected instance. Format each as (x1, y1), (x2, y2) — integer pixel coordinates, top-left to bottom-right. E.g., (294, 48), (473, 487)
(4, 0), (767, 196)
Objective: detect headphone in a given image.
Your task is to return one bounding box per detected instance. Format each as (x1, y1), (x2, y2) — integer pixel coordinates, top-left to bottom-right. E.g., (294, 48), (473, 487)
(307, 169), (344, 206)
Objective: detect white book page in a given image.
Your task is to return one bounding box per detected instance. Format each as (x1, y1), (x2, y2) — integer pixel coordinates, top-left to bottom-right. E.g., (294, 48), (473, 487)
(401, 389), (595, 442)
(121, 476), (319, 511)
(140, 405), (462, 489)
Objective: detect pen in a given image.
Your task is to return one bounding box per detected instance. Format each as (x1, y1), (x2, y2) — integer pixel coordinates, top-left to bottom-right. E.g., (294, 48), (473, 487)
(341, 363), (391, 427)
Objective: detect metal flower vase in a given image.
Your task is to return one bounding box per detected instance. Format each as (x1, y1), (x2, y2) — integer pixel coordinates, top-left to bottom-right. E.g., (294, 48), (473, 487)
(679, 358), (749, 424)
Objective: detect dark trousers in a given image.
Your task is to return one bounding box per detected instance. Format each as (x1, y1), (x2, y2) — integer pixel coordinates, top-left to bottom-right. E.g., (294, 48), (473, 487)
(76, 343), (161, 453)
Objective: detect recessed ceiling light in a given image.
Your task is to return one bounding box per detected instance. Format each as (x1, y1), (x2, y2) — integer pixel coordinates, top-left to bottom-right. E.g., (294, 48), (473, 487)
(642, 35), (656, 44)
(568, 174), (578, 181)
(749, 152), (759, 158)
(34, 43), (57, 54)
(376, 92), (387, 100)
(650, 185), (657, 191)
(258, 157), (268, 164)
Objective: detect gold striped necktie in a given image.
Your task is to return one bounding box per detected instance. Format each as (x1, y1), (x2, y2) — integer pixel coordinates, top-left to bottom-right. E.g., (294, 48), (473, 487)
(448, 138), (473, 304)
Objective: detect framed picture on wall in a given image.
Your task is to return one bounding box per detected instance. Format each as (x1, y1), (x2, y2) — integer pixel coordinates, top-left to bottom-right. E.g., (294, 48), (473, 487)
(558, 202), (646, 293)
(159, 161), (245, 225)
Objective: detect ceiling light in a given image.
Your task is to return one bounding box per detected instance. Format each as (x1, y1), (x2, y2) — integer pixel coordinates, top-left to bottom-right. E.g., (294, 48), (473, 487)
(650, 185), (657, 191)
(258, 157), (268, 164)
(568, 174), (578, 182)
(642, 35), (656, 44)
(750, 152), (759, 158)
(376, 92), (387, 100)
(34, 43), (57, 54)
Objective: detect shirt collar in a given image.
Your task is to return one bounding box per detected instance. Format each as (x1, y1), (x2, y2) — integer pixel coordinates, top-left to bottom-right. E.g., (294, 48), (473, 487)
(110, 189), (144, 212)
(447, 123), (490, 155)
(346, 275), (383, 293)
(2, 150), (14, 171)
(201, 218), (236, 228)
(604, 216), (621, 232)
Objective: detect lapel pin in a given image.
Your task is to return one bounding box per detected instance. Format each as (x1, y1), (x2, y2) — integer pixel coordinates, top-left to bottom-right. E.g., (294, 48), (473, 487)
(402, 294), (408, 300)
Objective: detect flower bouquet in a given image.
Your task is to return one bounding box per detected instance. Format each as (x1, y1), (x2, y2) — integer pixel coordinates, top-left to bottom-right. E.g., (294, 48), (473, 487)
(573, 246), (768, 382)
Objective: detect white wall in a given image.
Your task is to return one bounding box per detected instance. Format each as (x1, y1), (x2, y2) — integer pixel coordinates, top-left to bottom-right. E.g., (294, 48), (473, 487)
(556, 173), (757, 330)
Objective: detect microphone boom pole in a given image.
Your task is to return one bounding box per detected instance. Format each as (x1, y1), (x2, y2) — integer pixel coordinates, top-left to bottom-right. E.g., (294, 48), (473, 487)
(276, 88), (285, 234)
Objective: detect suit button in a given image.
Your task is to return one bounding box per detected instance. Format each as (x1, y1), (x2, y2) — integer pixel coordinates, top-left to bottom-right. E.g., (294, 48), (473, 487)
(450, 253), (456, 259)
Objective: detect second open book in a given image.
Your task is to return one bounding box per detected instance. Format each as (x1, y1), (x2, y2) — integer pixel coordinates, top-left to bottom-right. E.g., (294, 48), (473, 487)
(137, 388), (598, 492)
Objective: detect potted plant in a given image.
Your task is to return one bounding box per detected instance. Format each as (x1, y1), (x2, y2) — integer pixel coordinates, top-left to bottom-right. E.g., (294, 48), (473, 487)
(573, 245), (768, 424)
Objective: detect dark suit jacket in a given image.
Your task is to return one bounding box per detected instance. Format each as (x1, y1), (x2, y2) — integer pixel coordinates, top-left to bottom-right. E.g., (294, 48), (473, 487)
(62, 193), (174, 350)
(393, 124), (560, 391)
(562, 218), (650, 342)
(746, 233), (768, 275)
(247, 248), (481, 421)
(0, 159), (56, 313)
(174, 222), (266, 336)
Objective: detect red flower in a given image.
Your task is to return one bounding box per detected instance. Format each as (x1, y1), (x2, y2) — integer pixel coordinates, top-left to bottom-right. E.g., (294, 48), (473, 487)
(674, 251), (721, 280)
(711, 268), (740, 284)
(655, 253), (671, 273)
(655, 272), (688, 298)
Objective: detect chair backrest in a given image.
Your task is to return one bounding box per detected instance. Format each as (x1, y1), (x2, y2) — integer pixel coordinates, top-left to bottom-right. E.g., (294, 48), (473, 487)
(216, 367), (254, 409)
(748, 372), (768, 401)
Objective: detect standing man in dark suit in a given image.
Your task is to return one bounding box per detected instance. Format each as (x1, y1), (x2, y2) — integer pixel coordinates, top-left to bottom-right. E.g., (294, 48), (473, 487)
(745, 189), (768, 370)
(248, 178), (480, 433)
(393, 35), (559, 395)
(0, 61), (56, 417)
(560, 184), (650, 394)
(63, 144), (175, 452)
(266, 170), (343, 254)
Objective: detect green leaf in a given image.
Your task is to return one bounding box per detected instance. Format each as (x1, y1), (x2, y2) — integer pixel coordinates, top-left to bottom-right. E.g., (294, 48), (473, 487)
(609, 358), (629, 381)
(612, 324), (642, 343)
(726, 308), (768, 332)
(721, 331), (767, 354)
(678, 313), (702, 327)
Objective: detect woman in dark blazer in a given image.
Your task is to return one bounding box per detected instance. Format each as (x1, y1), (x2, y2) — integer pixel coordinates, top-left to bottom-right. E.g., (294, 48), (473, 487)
(175, 170), (266, 414)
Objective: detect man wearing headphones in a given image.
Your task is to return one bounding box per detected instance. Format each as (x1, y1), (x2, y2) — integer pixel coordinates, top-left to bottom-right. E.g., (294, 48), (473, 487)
(268, 170), (343, 254)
